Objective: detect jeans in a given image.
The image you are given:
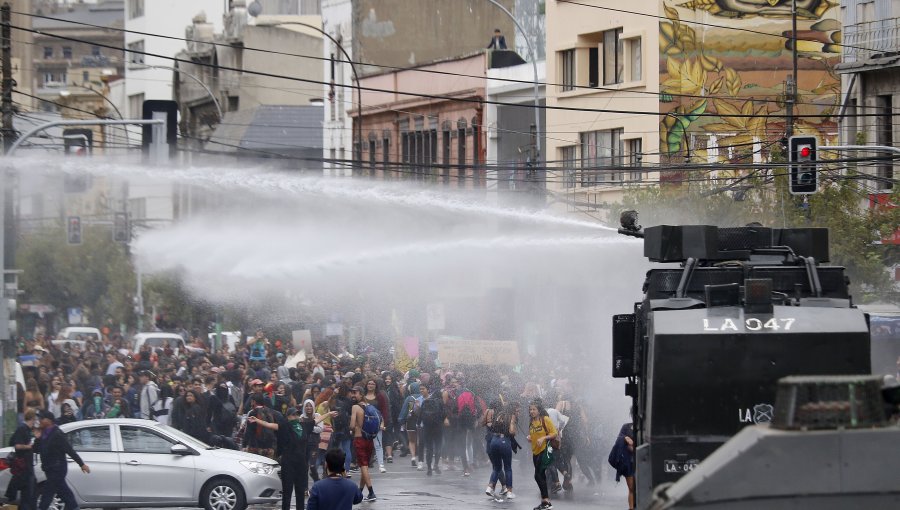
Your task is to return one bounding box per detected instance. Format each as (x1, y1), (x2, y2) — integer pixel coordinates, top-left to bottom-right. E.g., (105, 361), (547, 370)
(38, 471), (78, 510)
(332, 434), (352, 472)
(533, 454), (549, 500)
(280, 456), (308, 510)
(488, 435), (513, 489)
(373, 430), (385, 467)
(421, 425), (443, 470)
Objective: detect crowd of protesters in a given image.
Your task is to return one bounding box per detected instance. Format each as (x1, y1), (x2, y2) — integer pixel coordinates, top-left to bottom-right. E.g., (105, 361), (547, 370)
(8, 326), (618, 510)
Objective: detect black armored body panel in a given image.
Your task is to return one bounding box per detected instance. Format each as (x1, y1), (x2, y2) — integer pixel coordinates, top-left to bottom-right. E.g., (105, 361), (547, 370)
(612, 225), (871, 509)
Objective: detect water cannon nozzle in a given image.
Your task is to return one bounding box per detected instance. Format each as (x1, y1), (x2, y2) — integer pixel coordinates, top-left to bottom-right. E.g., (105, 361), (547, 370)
(618, 210), (643, 238)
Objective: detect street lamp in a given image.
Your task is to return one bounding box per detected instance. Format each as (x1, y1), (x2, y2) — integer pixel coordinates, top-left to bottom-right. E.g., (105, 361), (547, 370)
(249, 16), (362, 176)
(141, 64), (224, 121)
(60, 84), (130, 146)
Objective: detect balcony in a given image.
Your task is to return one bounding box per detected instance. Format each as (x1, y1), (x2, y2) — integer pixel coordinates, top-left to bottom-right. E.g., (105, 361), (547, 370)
(842, 18), (900, 67)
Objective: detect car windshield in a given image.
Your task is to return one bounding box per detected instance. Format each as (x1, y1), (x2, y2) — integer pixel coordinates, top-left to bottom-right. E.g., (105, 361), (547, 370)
(66, 332), (98, 341)
(155, 423), (214, 450)
(144, 337), (181, 348)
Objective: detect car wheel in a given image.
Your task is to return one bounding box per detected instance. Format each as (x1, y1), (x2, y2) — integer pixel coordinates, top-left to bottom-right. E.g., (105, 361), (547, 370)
(201, 478), (246, 510)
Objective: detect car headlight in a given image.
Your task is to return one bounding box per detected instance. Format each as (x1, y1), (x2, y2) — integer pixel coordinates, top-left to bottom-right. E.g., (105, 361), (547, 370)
(239, 460), (276, 475)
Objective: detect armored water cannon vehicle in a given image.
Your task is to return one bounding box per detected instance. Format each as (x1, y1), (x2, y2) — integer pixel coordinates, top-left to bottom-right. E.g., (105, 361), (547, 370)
(612, 217), (872, 509)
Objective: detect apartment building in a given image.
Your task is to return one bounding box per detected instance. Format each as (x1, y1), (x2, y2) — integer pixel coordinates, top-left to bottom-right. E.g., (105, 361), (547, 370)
(838, 0), (898, 194)
(547, 1), (841, 222)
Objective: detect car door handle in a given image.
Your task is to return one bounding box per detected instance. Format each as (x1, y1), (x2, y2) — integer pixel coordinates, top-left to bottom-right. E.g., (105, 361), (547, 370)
(125, 460), (141, 466)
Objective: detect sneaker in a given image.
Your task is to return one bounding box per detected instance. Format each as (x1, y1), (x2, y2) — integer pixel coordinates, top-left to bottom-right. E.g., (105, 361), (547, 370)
(505, 491), (515, 499)
(427, 468), (433, 476)
(462, 471), (470, 477)
(363, 493), (377, 502)
(533, 503), (552, 510)
(499, 487), (509, 496)
(386, 457), (393, 464)
(551, 483), (562, 494)
(411, 459), (417, 467)
(434, 467), (442, 475)
(485, 486), (495, 498)
(416, 463), (423, 471)
(379, 466), (387, 474)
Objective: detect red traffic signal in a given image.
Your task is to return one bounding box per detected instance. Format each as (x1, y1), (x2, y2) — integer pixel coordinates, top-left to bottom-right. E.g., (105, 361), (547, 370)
(799, 146), (811, 158)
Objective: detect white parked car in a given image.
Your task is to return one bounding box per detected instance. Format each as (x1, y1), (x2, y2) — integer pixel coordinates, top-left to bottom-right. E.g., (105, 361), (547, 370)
(0, 419), (281, 510)
(52, 327), (103, 350)
(132, 332), (205, 356)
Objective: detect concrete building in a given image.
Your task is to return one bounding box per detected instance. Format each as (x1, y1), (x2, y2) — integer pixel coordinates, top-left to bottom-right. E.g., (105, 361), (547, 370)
(546, 0), (842, 222)
(837, 0), (898, 194)
(321, 0), (353, 176)
(30, 0), (124, 115)
(11, 0), (35, 112)
(357, 53), (487, 186)
(122, 0), (224, 118)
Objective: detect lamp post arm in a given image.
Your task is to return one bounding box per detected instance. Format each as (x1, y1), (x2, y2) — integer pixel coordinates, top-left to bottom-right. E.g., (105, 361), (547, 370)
(145, 64), (223, 121)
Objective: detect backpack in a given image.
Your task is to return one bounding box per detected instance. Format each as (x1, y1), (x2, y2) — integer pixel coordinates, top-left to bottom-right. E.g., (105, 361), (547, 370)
(360, 404), (382, 440)
(420, 395), (442, 426)
(456, 390), (477, 428)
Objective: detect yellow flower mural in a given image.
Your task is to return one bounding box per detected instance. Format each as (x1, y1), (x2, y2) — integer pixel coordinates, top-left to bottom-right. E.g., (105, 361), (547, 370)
(659, 0), (840, 164)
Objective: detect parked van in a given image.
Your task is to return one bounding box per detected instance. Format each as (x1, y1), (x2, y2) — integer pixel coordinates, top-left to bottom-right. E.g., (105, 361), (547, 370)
(53, 327), (103, 350)
(133, 332), (188, 356)
(208, 331), (241, 352)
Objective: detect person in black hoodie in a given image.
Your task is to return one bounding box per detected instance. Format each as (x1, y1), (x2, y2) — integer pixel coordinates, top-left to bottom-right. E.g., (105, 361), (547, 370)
(248, 406), (304, 510)
(5, 409), (37, 510)
(33, 410), (90, 510)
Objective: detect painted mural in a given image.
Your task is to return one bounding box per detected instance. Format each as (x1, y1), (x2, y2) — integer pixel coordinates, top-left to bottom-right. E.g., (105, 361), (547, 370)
(659, 0), (841, 168)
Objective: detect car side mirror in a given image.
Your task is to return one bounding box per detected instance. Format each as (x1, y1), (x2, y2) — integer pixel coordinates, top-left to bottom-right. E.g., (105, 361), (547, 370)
(170, 443), (194, 455)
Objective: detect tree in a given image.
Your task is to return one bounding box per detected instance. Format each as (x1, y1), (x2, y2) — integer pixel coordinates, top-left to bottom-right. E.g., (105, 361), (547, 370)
(618, 169), (900, 302)
(17, 223), (137, 328)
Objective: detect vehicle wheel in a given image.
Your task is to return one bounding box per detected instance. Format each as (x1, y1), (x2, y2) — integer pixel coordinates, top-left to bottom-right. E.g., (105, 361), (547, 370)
(201, 478), (246, 510)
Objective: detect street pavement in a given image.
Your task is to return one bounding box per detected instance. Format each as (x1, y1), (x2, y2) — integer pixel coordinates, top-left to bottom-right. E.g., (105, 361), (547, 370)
(295, 456), (628, 510)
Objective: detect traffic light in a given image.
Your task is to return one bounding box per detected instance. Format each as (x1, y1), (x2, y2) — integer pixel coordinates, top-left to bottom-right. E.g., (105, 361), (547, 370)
(63, 128), (93, 156)
(67, 216), (82, 245)
(789, 135), (818, 195)
(0, 292), (15, 341)
(113, 212), (129, 243)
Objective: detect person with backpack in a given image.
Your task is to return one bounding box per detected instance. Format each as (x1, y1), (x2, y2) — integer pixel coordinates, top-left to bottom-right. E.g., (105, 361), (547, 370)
(363, 378), (390, 473)
(527, 401), (558, 510)
(210, 384), (238, 437)
(484, 401), (517, 500)
(608, 422), (636, 510)
(349, 386), (378, 502)
(449, 377), (478, 477)
(330, 386), (354, 474)
(138, 371), (164, 421)
(5, 409), (37, 510)
(397, 382), (424, 470)
(418, 383), (447, 476)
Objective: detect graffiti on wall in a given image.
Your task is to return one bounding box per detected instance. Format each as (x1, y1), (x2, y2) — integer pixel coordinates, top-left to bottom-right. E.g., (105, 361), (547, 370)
(659, 0), (841, 169)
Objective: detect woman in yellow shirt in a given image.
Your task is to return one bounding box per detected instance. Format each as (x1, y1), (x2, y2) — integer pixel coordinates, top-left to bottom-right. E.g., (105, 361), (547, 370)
(526, 401), (558, 510)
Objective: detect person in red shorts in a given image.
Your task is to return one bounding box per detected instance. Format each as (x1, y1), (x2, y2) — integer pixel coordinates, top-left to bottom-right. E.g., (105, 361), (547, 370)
(349, 386), (376, 502)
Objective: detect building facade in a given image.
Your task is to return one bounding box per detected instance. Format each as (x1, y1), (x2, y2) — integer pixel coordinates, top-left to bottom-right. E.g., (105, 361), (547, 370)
(546, 0), (842, 222)
(838, 0), (898, 193)
(122, 0), (225, 119)
(31, 0), (124, 116)
(357, 53), (486, 186)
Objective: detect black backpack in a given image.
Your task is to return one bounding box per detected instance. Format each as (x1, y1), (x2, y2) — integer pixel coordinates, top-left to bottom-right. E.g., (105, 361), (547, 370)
(420, 395), (442, 426)
(332, 399), (351, 434)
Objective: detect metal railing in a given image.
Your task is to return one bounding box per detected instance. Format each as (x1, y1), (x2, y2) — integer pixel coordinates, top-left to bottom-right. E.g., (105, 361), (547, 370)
(843, 18), (900, 64)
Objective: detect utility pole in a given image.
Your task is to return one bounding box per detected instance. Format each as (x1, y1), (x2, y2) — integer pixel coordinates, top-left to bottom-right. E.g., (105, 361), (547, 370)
(787, 0), (799, 138)
(1, 3), (14, 152)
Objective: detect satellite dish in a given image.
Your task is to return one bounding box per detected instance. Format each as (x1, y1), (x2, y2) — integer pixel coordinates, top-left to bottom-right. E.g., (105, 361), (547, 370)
(248, 1), (262, 17)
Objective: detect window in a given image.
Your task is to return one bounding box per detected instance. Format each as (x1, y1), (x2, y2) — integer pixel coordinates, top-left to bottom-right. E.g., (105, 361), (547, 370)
(627, 138), (643, 182)
(559, 49), (575, 92)
(91, 46), (101, 57)
(581, 128), (624, 185)
(561, 146), (577, 188)
(876, 95), (894, 190)
(82, 71), (89, 84)
(589, 47), (599, 88)
(67, 426), (112, 452)
(128, 93), (145, 119)
(457, 119), (467, 187)
(43, 46), (53, 59)
(128, 0), (145, 19)
(603, 28), (623, 85)
(442, 122), (451, 184)
(62, 47), (72, 59)
(472, 118), (481, 187)
(128, 40), (145, 66)
(382, 133), (391, 179)
(629, 37), (642, 81)
(368, 135), (377, 176)
(42, 72), (54, 85)
(121, 426), (176, 454)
